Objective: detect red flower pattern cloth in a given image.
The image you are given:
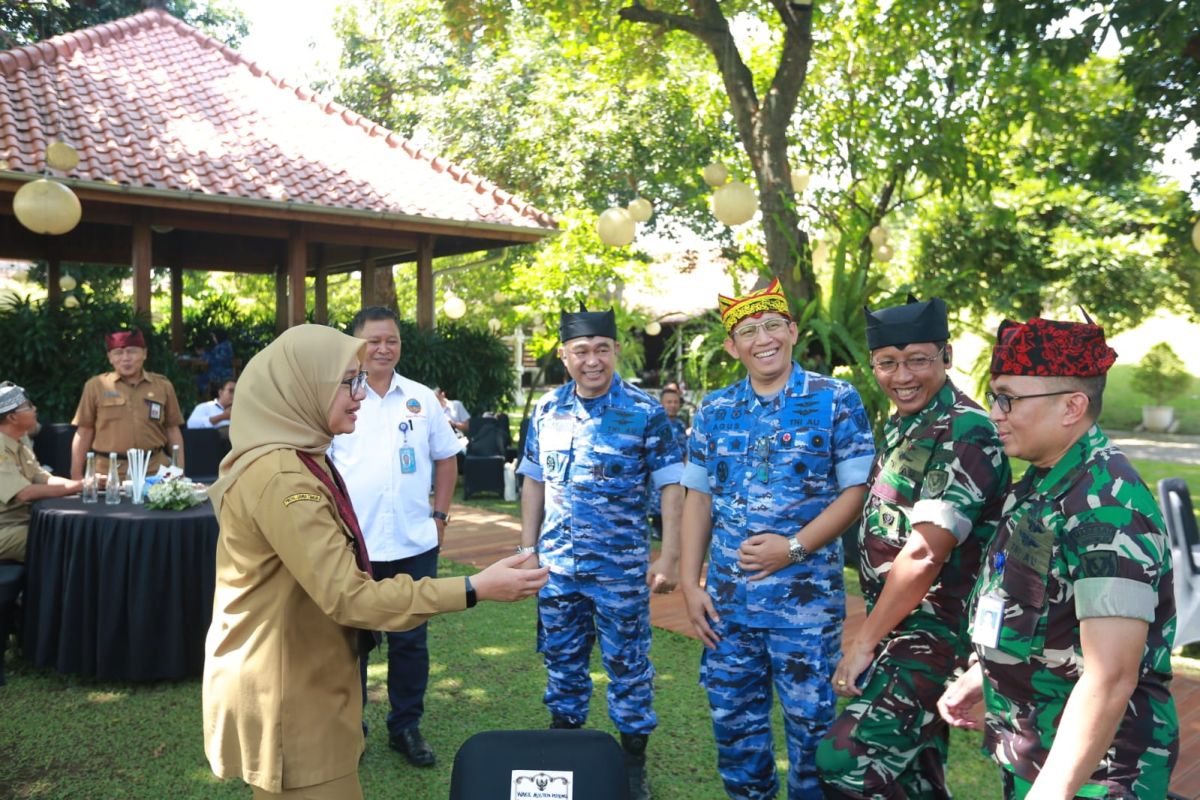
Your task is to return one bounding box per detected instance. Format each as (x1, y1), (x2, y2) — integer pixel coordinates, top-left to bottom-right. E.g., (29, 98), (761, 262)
(991, 318), (1117, 377)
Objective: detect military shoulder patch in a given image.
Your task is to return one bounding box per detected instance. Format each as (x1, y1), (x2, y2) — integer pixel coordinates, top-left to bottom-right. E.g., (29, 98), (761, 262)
(1080, 549), (1119, 578)
(283, 492), (322, 507)
(924, 469), (949, 497)
(1067, 522), (1118, 549)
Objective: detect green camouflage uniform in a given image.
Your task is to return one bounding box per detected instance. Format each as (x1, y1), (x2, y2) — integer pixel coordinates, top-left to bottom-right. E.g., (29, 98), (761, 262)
(818, 379), (1010, 799)
(973, 425), (1178, 799)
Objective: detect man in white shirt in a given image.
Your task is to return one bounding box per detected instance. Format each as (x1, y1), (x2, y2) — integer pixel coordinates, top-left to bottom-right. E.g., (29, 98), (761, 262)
(186, 379), (235, 429)
(434, 386), (471, 434)
(328, 307), (463, 768)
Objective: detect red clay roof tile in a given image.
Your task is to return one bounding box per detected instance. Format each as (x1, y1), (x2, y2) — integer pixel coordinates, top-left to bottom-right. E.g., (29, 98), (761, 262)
(1, 9), (556, 232)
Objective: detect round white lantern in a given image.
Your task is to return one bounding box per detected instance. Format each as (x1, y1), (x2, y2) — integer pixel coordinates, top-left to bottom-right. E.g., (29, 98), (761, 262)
(1192, 219), (1200, 253)
(597, 207), (636, 247)
(790, 169), (810, 193)
(46, 141), (79, 172)
(59, 274), (77, 292)
(487, 317), (502, 334)
(14, 179), (82, 235)
(443, 295), (467, 319)
(702, 163), (729, 187)
(812, 239), (829, 271)
(63, 294), (79, 309)
(492, 291), (508, 304)
(627, 197), (653, 223)
(873, 244), (894, 263)
(711, 181), (758, 226)
(869, 225), (890, 246)
(645, 320), (662, 336)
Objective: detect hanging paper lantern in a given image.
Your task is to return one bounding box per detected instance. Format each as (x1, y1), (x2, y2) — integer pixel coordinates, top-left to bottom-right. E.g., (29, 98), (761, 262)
(711, 181), (758, 226)
(59, 274), (77, 292)
(873, 244), (895, 263)
(812, 239), (829, 271)
(627, 197), (653, 223)
(597, 207), (636, 246)
(689, 333), (707, 353)
(702, 163), (729, 187)
(790, 169), (810, 193)
(869, 225), (890, 246)
(1192, 219), (1200, 253)
(492, 291), (508, 304)
(645, 321), (662, 337)
(487, 318), (502, 334)
(443, 295), (467, 319)
(13, 179), (82, 235)
(63, 294), (79, 309)
(46, 141), (79, 172)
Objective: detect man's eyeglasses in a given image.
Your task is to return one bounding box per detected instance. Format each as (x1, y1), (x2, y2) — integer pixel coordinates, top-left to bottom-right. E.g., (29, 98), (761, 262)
(732, 318), (789, 342)
(870, 348), (944, 375)
(341, 371), (368, 399)
(985, 390), (1074, 414)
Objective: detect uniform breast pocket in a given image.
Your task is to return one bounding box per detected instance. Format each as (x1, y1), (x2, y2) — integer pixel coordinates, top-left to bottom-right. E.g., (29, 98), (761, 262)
(707, 434), (747, 495)
(773, 429), (831, 489)
(994, 559), (1050, 661)
(98, 397), (127, 421)
(590, 452), (641, 495)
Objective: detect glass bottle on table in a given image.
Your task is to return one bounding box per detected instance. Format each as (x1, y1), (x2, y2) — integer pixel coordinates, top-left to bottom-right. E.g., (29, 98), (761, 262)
(170, 444), (180, 471)
(105, 452), (121, 505)
(82, 451), (98, 504)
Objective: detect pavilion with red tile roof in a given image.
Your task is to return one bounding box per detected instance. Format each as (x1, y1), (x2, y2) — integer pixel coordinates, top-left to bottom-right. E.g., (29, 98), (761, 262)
(0, 8), (556, 346)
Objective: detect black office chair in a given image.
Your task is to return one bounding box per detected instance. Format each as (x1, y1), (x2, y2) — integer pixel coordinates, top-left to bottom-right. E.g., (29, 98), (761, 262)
(182, 427), (232, 484)
(449, 729), (631, 800)
(1159, 478), (1200, 648)
(31, 422), (75, 476)
(0, 560), (25, 686)
(463, 417), (507, 500)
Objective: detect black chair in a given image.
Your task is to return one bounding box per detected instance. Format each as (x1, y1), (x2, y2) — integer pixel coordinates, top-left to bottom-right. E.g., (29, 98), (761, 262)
(463, 417), (507, 500)
(0, 560), (25, 687)
(31, 422), (75, 476)
(1159, 478), (1200, 647)
(449, 729), (631, 800)
(182, 427), (231, 484)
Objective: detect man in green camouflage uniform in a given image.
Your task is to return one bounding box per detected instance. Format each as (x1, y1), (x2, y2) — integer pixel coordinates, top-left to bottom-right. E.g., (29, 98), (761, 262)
(938, 317), (1178, 800)
(817, 296), (1010, 799)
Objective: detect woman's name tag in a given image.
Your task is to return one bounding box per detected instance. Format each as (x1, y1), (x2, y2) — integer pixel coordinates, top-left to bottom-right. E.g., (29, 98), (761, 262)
(971, 594), (1006, 648)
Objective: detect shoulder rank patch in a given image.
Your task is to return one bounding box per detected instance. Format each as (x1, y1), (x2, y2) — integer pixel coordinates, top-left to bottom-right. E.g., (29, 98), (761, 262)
(284, 492), (322, 507)
(1067, 522), (1118, 549)
(925, 469), (949, 497)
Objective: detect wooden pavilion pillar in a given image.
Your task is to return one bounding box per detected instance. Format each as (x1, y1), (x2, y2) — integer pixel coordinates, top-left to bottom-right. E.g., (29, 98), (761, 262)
(416, 235), (435, 330)
(313, 244), (327, 325)
(274, 264), (287, 334)
(287, 223), (307, 327)
(46, 257), (61, 307)
(359, 248), (375, 309)
(131, 211), (152, 319)
(169, 263), (184, 353)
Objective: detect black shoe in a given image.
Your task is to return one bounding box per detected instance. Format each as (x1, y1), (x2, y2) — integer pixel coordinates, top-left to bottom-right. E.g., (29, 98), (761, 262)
(620, 733), (650, 800)
(549, 716), (582, 730)
(389, 728), (436, 767)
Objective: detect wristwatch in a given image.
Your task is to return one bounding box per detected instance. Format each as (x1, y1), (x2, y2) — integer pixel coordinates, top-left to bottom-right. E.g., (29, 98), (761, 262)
(516, 544), (537, 555)
(431, 510), (450, 523)
(787, 536), (810, 565)
(464, 575), (477, 608)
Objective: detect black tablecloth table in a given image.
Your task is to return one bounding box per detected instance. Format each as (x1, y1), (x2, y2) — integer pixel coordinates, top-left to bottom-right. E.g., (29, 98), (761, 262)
(22, 496), (218, 681)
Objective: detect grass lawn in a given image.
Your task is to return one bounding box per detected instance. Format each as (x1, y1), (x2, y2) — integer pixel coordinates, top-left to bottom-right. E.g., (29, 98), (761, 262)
(1099, 363), (1200, 434)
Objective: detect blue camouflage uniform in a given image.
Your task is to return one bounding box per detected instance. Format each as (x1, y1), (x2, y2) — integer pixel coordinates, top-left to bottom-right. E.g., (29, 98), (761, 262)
(648, 416), (688, 534)
(682, 364), (875, 799)
(518, 374), (684, 733)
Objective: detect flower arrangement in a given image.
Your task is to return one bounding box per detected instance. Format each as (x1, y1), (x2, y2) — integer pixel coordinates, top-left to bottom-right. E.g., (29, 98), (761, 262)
(145, 477), (205, 511)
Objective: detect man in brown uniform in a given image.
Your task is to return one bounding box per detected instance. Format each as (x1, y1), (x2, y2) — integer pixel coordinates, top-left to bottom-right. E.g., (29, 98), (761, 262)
(0, 382), (82, 561)
(70, 329), (185, 481)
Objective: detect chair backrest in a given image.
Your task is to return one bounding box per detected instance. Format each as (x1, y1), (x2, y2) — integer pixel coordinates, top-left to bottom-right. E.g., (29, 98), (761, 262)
(31, 422), (75, 476)
(449, 729), (630, 800)
(1159, 478), (1199, 576)
(182, 427), (231, 481)
(466, 417), (506, 458)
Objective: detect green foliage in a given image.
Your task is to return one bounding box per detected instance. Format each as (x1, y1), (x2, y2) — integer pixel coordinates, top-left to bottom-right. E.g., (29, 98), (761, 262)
(0, 0), (249, 49)
(0, 294), (196, 422)
(1132, 343), (1193, 407)
(394, 320), (517, 414)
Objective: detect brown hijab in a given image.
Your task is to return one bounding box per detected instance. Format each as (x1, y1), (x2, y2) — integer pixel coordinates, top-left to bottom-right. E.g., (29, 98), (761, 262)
(208, 324), (365, 515)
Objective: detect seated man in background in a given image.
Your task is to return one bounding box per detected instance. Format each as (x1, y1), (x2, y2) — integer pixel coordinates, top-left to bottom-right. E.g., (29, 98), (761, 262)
(70, 329), (185, 480)
(434, 386), (470, 434)
(0, 382), (82, 562)
(188, 379), (236, 429)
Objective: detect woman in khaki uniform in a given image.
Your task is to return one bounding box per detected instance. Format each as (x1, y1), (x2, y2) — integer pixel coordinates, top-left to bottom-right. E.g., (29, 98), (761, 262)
(202, 325), (547, 799)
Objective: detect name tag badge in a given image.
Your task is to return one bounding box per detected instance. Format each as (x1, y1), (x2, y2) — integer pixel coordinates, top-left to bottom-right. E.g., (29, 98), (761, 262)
(971, 593), (1006, 649)
(399, 446), (417, 474)
(147, 401), (163, 421)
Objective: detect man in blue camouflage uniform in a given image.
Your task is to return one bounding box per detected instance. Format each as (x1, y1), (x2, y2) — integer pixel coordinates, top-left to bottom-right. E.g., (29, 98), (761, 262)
(817, 295), (1010, 799)
(938, 317), (1178, 799)
(518, 305), (684, 800)
(680, 280), (876, 800)
(649, 386), (688, 540)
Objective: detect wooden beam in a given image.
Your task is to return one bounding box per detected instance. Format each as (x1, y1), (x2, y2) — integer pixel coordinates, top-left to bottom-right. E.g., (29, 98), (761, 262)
(131, 211), (152, 319)
(47, 258), (61, 307)
(416, 235), (436, 330)
(288, 224), (307, 327)
(314, 244), (328, 325)
(360, 247), (376, 309)
(275, 264), (288, 334)
(170, 264), (184, 354)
